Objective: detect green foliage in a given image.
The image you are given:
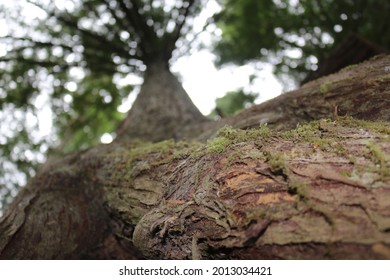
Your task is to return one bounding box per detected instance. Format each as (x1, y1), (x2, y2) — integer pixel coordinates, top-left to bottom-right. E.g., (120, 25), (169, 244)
(55, 72), (127, 154)
(215, 0), (390, 81)
(209, 90), (258, 118)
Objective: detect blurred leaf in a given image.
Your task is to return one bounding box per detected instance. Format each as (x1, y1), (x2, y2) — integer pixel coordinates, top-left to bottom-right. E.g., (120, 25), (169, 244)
(214, 0), (390, 82)
(209, 90), (258, 118)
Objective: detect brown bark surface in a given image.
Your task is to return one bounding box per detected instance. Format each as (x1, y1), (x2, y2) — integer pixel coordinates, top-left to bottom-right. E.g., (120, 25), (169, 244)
(0, 55), (389, 259)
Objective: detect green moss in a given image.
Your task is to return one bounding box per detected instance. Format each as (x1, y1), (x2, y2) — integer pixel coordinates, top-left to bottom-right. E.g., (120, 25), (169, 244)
(288, 178), (309, 201)
(320, 81), (332, 94)
(287, 176), (334, 226)
(308, 203), (335, 226)
(282, 118), (389, 157)
(281, 130), (294, 140)
(264, 151), (289, 177)
(339, 63), (359, 72)
(203, 125), (271, 155)
(216, 124), (270, 141)
(305, 137), (345, 154)
(308, 137), (332, 150)
(129, 139), (175, 158)
(226, 154), (236, 164)
(337, 117), (390, 135)
(247, 124), (271, 138)
(292, 120), (324, 139)
(125, 139), (198, 164)
(248, 209), (268, 221)
(216, 125), (240, 140)
(283, 121), (320, 141)
(281, 120), (347, 154)
(339, 170), (352, 177)
(348, 156), (357, 165)
(107, 139), (198, 184)
(368, 73), (390, 83)
(320, 76), (353, 94)
(171, 141), (200, 159)
(367, 142), (389, 178)
(206, 136), (231, 154)
(226, 152), (244, 165)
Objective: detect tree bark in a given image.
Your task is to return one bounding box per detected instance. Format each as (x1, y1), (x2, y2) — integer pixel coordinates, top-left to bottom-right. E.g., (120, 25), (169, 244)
(191, 54), (390, 140)
(1, 55), (389, 259)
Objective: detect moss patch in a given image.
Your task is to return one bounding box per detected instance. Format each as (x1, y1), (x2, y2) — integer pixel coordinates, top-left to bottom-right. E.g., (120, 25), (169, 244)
(196, 125), (272, 156)
(320, 81), (332, 94)
(367, 142), (389, 178)
(336, 117), (390, 135)
(206, 136), (231, 154)
(265, 151), (289, 177)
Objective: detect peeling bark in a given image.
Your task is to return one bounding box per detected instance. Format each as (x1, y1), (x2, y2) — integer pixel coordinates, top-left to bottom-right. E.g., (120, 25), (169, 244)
(0, 55), (389, 259)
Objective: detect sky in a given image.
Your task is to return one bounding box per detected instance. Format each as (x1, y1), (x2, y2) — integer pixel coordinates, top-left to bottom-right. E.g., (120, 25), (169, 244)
(172, 0), (282, 115)
(173, 51), (282, 115)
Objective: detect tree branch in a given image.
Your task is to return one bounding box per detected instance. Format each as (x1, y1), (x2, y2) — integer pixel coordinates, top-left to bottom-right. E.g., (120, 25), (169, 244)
(163, 0), (196, 57)
(313, 0), (336, 35)
(171, 15), (216, 60)
(101, 0), (137, 37)
(0, 36), (74, 52)
(116, 0), (158, 59)
(0, 56), (74, 70)
(27, 0), (142, 62)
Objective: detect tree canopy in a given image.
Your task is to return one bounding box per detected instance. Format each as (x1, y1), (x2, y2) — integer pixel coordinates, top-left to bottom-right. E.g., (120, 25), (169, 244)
(214, 0), (390, 81)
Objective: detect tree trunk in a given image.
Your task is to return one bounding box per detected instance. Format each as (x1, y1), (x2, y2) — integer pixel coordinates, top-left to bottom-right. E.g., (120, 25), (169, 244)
(116, 60), (208, 142)
(1, 55), (389, 259)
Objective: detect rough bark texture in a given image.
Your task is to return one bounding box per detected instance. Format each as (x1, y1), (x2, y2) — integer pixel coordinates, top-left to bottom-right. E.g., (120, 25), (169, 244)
(119, 121), (390, 259)
(0, 55), (389, 259)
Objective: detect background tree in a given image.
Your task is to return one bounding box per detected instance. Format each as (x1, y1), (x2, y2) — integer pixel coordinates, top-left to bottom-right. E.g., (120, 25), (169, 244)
(0, 0), (211, 212)
(214, 0), (390, 82)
